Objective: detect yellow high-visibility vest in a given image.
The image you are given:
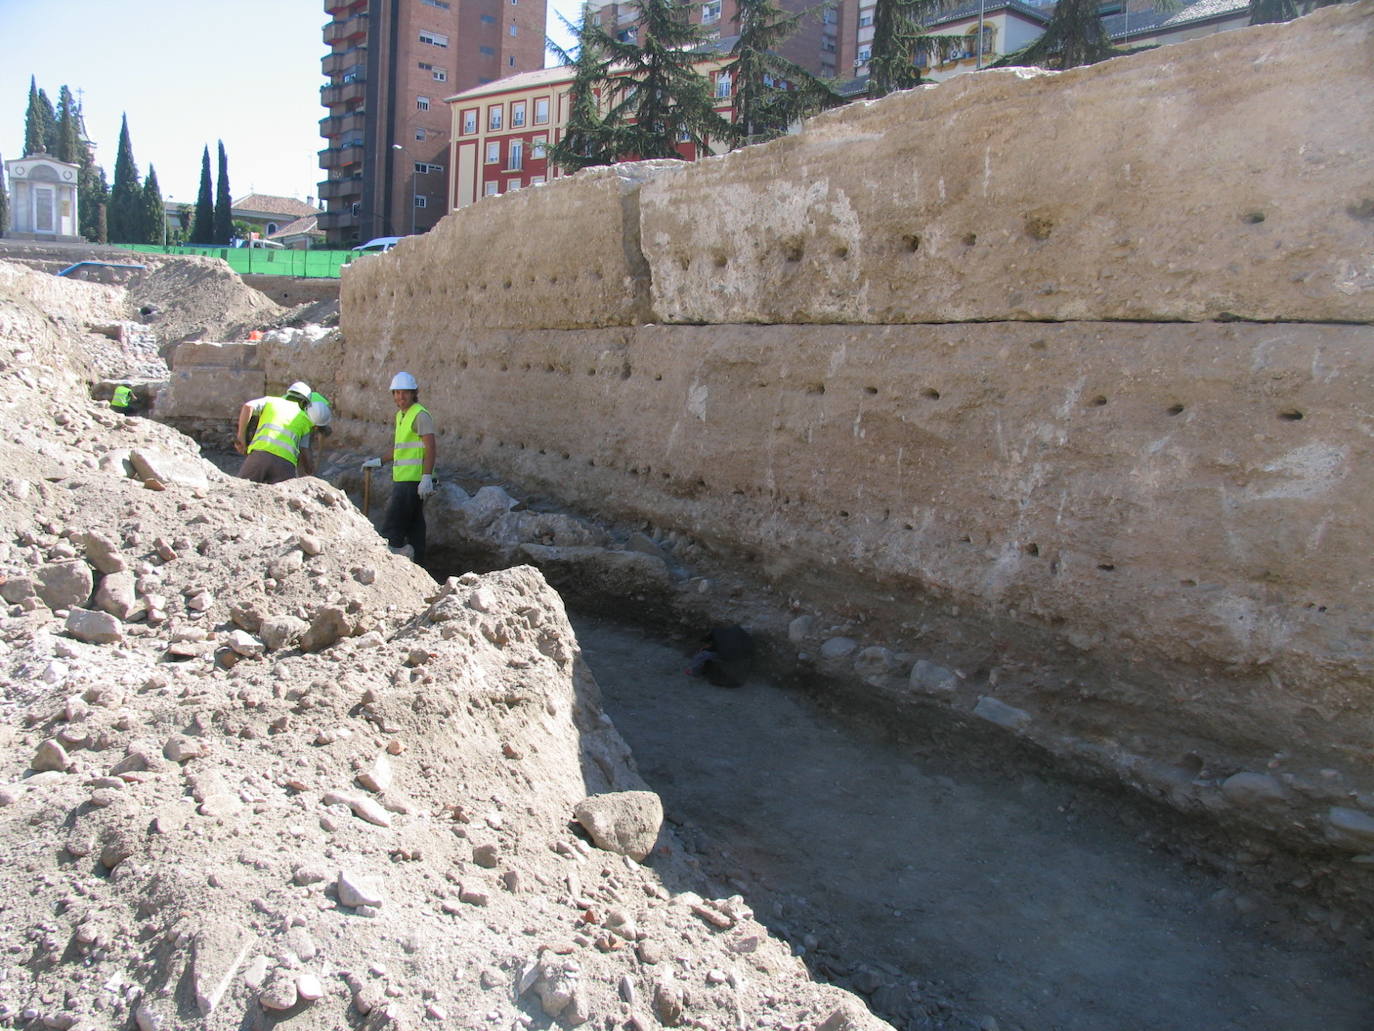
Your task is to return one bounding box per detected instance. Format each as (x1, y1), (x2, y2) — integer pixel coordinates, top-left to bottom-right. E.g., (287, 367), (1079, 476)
(247, 396), (311, 465)
(392, 403), (429, 482)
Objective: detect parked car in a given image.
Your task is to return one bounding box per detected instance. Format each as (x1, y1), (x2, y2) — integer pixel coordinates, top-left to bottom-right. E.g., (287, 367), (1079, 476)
(351, 236), (404, 254)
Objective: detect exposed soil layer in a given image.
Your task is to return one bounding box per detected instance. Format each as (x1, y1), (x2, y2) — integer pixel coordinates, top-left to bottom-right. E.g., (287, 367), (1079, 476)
(569, 616), (1374, 1031)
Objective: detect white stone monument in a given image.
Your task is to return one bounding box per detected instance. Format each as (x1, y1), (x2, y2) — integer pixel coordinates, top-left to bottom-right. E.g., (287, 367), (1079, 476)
(4, 154), (82, 241)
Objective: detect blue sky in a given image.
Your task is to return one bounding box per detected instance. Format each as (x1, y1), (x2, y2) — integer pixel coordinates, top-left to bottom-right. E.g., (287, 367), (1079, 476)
(0, 0), (581, 206)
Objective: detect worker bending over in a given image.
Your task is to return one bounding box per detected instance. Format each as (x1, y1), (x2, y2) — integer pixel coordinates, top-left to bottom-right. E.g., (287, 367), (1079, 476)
(236, 380), (332, 484)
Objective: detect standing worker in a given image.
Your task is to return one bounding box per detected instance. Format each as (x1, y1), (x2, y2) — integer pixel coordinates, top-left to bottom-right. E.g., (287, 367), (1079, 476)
(110, 384), (134, 414)
(236, 381), (332, 484)
(362, 371), (436, 562)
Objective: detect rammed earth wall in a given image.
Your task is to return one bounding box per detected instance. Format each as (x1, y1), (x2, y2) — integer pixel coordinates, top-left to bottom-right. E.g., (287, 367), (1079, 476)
(325, 4), (1374, 844)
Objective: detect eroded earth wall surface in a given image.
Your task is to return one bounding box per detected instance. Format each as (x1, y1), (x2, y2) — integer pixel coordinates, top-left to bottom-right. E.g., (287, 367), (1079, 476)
(332, 3), (1374, 848)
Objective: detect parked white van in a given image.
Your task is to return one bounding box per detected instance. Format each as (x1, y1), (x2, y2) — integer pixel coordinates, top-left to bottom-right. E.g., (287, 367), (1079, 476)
(351, 236), (404, 253)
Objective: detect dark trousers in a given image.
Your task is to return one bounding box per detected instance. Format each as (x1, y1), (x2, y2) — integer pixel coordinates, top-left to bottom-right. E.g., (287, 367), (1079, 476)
(239, 451), (297, 484)
(383, 481), (426, 563)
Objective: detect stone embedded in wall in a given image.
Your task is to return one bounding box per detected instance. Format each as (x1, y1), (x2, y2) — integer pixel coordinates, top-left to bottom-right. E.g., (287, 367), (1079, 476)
(340, 162), (682, 346)
(349, 319), (1374, 772)
(639, 2), (1374, 326)
(158, 342), (266, 419)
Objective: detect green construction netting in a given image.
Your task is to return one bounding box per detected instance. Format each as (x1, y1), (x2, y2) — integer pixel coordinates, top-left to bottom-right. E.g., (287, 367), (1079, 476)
(122, 244), (365, 279)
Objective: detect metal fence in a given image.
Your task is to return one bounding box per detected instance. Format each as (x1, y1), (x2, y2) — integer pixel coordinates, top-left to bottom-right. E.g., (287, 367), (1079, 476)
(123, 244), (361, 279)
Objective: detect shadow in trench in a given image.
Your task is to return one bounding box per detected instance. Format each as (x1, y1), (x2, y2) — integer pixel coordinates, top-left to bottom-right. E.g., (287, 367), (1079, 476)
(566, 612), (1374, 1031)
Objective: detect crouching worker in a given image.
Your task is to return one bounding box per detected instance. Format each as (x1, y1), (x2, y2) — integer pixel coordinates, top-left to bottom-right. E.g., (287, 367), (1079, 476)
(361, 371), (436, 563)
(110, 384), (135, 414)
(235, 381), (332, 484)
(686, 624), (754, 687)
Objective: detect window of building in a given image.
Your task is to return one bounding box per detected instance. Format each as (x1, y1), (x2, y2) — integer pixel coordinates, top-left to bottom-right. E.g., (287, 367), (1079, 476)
(701, 1), (721, 23)
(511, 101), (526, 127)
(488, 104), (503, 130)
(421, 0), (450, 8)
(531, 175), (545, 185)
(823, 7), (837, 22)
(433, 68), (448, 82)
(508, 139), (524, 170)
(419, 30), (448, 46)
(616, 26), (637, 41)
(714, 72), (731, 98)
(481, 13), (496, 23)
(508, 179), (521, 191)
(857, 45), (871, 62)
(350, 202), (360, 215)
(509, 23), (518, 34)
(859, 12), (873, 25)
(533, 97), (549, 124)
(415, 195), (428, 208)
(484, 180), (500, 196)
(485, 141), (500, 163)
(417, 96), (430, 110)
(419, 61), (432, 70)
(971, 25), (996, 56)
(480, 45), (495, 55)
(462, 109), (478, 133)
(508, 56), (516, 66)
(532, 135), (547, 159)
(822, 38), (836, 52)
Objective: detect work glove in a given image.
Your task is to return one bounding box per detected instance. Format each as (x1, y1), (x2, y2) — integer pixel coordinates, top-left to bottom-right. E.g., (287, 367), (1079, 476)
(361, 457), (381, 469)
(418, 474), (436, 499)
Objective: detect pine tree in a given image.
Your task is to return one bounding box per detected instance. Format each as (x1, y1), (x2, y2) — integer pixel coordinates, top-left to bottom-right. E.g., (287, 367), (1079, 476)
(0, 157), (9, 235)
(546, 10), (623, 171)
(213, 141), (232, 244)
(54, 86), (80, 163)
(602, 0), (736, 161)
(23, 77), (45, 156)
(868, 0), (951, 98)
(727, 0), (842, 146)
(107, 115), (142, 243)
(141, 165), (165, 245)
(996, 0), (1115, 70)
(1249, 0), (1299, 22)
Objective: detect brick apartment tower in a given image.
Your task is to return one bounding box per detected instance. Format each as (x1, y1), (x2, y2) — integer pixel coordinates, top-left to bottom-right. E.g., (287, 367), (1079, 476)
(587, 0), (858, 82)
(320, 0), (547, 246)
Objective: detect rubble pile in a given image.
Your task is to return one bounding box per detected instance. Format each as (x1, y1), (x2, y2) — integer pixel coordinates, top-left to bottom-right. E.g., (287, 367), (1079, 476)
(0, 263), (886, 1030)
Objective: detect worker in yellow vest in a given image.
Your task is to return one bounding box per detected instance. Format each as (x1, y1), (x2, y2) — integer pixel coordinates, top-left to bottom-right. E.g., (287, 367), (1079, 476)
(110, 384), (134, 414)
(361, 371), (436, 562)
(236, 381), (332, 484)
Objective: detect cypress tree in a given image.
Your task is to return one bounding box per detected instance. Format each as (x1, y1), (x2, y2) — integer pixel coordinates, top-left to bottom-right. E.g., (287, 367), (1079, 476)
(141, 165), (165, 245)
(190, 146), (214, 244)
(23, 77), (45, 156)
(37, 88), (59, 155)
(54, 86), (80, 163)
(213, 141), (232, 244)
(0, 157), (9, 235)
(107, 115), (141, 243)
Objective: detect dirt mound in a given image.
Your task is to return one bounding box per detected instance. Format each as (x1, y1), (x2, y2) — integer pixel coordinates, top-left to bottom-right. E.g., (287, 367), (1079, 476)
(0, 261), (884, 1030)
(125, 256), (285, 350)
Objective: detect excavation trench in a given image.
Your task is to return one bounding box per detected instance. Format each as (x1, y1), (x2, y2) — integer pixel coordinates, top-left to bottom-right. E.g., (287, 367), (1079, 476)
(203, 444), (1374, 1031)
(558, 613), (1374, 1031)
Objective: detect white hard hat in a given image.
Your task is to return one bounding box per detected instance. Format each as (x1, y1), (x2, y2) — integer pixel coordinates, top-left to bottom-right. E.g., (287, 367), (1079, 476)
(286, 380), (312, 402)
(389, 371), (418, 391)
(307, 398), (332, 427)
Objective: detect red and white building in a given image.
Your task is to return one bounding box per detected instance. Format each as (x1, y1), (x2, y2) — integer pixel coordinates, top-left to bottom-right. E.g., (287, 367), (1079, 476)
(446, 57), (734, 209)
